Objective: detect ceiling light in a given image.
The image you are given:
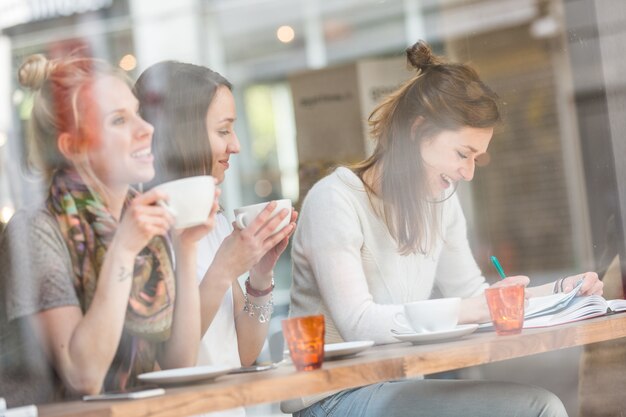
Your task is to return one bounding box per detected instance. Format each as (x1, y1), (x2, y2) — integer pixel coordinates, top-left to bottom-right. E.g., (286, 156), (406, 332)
(277, 25), (295, 43)
(119, 54), (137, 71)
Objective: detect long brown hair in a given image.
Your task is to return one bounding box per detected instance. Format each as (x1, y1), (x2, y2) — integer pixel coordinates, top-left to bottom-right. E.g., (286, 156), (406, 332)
(134, 61), (232, 187)
(353, 40), (501, 255)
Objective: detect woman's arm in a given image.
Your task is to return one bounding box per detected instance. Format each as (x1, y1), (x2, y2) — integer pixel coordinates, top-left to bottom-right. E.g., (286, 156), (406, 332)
(232, 279), (271, 366)
(458, 275), (529, 323)
(233, 211), (297, 366)
(33, 243), (139, 394)
(32, 191), (174, 395)
(198, 204), (293, 336)
(156, 239), (201, 369)
(157, 192), (221, 369)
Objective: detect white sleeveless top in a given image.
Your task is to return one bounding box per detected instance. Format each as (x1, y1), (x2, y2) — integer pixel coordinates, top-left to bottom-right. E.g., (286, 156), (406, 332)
(195, 213), (244, 417)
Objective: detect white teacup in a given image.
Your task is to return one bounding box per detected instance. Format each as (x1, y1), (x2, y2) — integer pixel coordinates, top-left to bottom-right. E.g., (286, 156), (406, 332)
(393, 298), (461, 333)
(153, 175), (215, 229)
(234, 199), (292, 235)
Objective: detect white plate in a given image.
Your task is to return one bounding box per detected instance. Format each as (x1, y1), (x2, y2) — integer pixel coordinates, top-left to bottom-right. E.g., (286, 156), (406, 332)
(391, 324), (479, 344)
(138, 364), (236, 385)
(324, 340), (375, 360)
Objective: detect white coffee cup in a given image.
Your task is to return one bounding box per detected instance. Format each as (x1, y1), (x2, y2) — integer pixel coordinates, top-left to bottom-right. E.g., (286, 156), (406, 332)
(393, 298), (461, 333)
(234, 199), (292, 235)
(153, 175), (215, 229)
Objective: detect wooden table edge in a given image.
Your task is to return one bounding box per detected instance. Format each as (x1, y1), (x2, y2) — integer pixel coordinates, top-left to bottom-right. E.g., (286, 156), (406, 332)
(38, 314), (626, 417)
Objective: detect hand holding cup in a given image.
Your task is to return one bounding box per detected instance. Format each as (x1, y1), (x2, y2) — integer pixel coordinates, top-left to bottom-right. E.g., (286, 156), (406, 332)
(234, 199), (292, 235)
(153, 176), (216, 229)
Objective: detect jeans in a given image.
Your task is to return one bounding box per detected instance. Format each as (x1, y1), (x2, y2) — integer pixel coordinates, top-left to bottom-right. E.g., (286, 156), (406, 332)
(294, 379), (568, 417)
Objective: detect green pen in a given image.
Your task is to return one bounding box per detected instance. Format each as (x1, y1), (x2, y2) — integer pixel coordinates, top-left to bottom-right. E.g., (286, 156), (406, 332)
(490, 256), (507, 280)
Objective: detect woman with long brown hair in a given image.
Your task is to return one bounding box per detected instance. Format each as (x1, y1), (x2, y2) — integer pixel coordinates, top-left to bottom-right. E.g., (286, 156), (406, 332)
(286, 41), (602, 417)
(135, 61), (297, 417)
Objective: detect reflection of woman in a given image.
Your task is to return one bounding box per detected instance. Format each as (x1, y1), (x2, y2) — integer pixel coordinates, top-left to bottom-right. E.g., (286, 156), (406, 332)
(286, 41), (602, 417)
(135, 61), (296, 417)
(0, 55), (212, 407)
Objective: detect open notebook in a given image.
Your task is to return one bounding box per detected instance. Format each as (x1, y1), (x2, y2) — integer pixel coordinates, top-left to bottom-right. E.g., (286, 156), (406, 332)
(481, 281), (626, 329)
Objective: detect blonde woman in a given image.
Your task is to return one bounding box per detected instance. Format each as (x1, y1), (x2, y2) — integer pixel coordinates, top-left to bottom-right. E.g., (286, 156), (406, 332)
(0, 55), (216, 407)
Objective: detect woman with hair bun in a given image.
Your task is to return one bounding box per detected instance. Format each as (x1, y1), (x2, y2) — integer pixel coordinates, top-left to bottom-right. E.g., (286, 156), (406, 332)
(0, 54), (216, 407)
(285, 41), (602, 417)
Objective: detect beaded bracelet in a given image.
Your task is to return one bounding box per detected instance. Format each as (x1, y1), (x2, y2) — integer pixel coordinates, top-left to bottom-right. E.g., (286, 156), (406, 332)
(245, 276), (274, 297)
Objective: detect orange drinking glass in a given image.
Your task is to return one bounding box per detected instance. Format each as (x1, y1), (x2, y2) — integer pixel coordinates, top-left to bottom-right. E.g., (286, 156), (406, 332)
(282, 315), (325, 371)
(484, 284), (525, 335)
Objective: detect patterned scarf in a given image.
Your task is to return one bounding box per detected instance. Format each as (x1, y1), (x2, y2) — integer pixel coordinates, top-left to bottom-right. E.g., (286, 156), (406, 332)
(47, 169), (176, 391)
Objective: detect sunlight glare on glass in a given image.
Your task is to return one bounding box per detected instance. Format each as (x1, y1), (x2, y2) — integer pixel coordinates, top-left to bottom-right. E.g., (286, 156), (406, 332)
(0, 132), (7, 148)
(119, 54), (137, 71)
(277, 25), (295, 43)
(0, 206), (14, 223)
(12, 89), (24, 105)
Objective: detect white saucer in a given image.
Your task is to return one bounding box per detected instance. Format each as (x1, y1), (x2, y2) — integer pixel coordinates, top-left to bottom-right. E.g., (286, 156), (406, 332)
(138, 364), (236, 385)
(391, 324), (479, 344)
(324, 340), (375, 360)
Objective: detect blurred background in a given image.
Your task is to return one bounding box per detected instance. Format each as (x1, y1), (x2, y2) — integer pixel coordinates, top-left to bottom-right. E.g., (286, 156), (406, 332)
(1, 0), (625, 416)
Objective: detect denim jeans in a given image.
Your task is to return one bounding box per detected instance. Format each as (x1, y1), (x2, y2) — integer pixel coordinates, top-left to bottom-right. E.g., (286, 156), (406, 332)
(294, 380), (568, 417)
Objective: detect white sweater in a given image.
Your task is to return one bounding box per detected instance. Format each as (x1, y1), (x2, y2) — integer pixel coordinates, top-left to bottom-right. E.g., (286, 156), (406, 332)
(289, 167), (488, 345)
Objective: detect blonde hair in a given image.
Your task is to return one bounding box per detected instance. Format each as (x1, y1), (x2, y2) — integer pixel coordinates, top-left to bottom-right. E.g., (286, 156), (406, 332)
(352, 40), (501, 255)
(18, 53), (131, 201)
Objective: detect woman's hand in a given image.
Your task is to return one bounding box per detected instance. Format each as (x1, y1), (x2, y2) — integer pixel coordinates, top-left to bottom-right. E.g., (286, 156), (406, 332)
(560, 272), (603, 296)
(459, 275), (530, 324)
(114, 189), (175, 255)
(210, 201), (294, 285)
(251, 209), (298, 277)
(174, 187), (221, 246)
(489, 275), (530, 289)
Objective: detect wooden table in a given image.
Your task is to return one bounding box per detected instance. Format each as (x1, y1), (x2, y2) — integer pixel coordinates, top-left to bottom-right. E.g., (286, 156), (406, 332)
(38, 314), (626, 417)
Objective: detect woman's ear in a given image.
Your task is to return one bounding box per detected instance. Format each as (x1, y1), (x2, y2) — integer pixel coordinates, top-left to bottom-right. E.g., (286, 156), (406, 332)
(57, 132), (77, 161)
(410, 116), (424, 139)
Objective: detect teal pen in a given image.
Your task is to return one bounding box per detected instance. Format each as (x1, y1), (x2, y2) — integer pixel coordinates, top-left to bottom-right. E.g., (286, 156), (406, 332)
(490, 256), (507, 280)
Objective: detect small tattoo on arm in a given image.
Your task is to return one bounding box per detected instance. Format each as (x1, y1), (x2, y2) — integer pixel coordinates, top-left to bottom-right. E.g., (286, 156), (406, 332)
(118, 266), (132, 282)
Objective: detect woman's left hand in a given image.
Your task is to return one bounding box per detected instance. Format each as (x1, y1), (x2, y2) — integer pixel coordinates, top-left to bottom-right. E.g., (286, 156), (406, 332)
(251, 210), (298, 276)
(560, 272), (603, 296)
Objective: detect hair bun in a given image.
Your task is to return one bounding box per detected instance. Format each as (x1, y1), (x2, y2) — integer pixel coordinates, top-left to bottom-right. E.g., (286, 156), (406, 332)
(18, 54), (56, 90)
(406, 40), (442, 70)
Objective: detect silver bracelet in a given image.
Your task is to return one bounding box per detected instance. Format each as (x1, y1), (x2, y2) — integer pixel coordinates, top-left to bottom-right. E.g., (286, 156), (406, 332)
(243, 292), (274, 323)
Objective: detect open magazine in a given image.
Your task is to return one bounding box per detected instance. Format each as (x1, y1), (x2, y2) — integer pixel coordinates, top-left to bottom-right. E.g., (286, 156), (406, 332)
(481, 281), (626, 329)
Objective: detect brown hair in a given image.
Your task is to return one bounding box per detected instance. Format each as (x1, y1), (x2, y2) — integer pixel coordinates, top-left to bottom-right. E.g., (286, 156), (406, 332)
(134, 61), (232, 188)
(352, 40), (501, 255)
(18, 53), (131, 197)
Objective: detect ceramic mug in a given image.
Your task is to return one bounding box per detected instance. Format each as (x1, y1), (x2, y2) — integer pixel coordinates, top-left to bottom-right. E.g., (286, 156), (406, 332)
(233, 199), (292, 235)
(153, 175), (215, 229)
(393, 297), (461, 333)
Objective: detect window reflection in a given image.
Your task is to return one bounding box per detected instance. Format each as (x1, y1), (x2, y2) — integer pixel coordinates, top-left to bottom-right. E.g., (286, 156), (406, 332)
(1, 0), (625, 414)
